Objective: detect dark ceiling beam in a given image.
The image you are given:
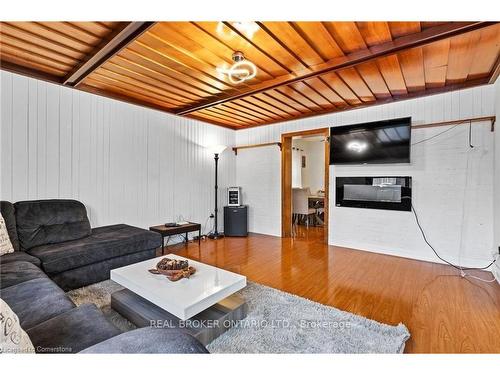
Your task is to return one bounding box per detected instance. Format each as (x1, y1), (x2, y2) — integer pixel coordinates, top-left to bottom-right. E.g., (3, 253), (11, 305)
(235, 77), (492, 130)
(64, 22), (156, 87)
(78, 83), (236, 129)
(176, 21), (498, 116)
(0, 60), (63, 84)
(78, 82), (172, 112)
(488, 54), (500, 84)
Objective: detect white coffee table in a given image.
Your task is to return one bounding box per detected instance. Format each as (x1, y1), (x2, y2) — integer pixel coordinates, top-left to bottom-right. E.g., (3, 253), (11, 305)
(110, 254), (248, 345)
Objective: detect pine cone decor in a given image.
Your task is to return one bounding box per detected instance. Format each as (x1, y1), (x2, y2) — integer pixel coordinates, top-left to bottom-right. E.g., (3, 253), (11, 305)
(156, 258), (189, 271)
(148, 258), (196, 281)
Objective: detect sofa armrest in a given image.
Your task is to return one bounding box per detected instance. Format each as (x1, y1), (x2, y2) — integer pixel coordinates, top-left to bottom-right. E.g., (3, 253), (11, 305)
(80, 327), (209, 354)
(0, 251), (42, 267)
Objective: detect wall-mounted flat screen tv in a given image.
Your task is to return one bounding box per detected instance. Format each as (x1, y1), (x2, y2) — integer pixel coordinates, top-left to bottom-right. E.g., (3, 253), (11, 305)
(330, 117), (411, 165)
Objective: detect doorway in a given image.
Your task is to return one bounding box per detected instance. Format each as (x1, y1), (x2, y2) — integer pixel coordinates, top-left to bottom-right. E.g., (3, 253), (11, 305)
(281, 128), (329, 244)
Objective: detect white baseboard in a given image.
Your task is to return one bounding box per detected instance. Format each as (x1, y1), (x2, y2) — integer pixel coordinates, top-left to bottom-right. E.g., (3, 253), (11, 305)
(493, 266), (500, 285)
(248, 231), (281, 238)
(329, 239), (495, 271)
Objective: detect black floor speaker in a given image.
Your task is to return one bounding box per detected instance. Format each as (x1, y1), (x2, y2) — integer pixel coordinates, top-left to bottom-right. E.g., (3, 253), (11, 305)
(224, 206), (248, 237)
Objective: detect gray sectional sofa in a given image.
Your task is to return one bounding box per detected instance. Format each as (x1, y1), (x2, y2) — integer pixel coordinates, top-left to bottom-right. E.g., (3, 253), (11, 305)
(0, 199), (208, 354)
(2, 199), (160, 290)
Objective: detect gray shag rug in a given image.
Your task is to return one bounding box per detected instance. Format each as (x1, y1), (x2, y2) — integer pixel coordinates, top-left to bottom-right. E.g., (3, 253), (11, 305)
(67, 280), (410, 353)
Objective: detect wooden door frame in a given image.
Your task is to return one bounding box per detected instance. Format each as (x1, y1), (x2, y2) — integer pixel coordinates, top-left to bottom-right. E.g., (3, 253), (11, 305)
(281, 127), (330, 243)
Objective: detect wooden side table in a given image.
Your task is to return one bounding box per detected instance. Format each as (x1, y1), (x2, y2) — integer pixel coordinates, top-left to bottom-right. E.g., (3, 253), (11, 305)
(149, 222), (201, 254)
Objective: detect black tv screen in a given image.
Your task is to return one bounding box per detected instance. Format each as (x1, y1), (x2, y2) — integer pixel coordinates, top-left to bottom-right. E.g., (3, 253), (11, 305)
(330, 117), (411, 165)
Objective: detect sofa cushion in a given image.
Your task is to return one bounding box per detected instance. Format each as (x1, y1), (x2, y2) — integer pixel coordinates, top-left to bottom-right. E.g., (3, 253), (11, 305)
(26, 303), (121, 353)
(0, 298), (35, 354)
(81, 327), (209, 354)
(51, 249), (156, 291)
(0, 261), (48, 289)
(0, 201), (20, 252)
(0, 278), (75, 330)
(0, 213), (15, 256)
(0, 251), (41, 267)
(28, 224), (161, 275)
(14, 199), (91, 250)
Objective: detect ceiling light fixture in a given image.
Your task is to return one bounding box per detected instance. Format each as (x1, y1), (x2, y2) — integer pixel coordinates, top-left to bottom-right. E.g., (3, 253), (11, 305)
(216, 51), (257, 85)
(216, 22), (260, 40)
(232, 22), (260, 39)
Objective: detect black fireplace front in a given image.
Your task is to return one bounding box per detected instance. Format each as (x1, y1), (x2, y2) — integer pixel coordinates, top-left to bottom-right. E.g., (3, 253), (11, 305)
(335, 176), (412, 211)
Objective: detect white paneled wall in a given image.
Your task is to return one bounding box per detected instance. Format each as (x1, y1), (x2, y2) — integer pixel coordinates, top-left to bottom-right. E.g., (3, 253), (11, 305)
(1, 70), (498, 270)
(236, 84), (497, 267)
(0, 71), (236, 235)
(236, 145), (281, 236)
(494, 79), (500, 282)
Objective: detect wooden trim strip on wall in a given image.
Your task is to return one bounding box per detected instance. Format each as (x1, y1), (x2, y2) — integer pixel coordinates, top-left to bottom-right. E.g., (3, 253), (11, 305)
(232, 142), (282, 155)
(412, 116), (496, 131)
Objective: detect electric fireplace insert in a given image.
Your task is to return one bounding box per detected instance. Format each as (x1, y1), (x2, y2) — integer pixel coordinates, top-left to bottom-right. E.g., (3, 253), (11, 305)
(335, 176), (412, 211)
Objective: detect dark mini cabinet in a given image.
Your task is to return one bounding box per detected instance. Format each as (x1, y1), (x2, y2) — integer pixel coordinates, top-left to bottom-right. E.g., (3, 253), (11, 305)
(224, 206), (248, 237)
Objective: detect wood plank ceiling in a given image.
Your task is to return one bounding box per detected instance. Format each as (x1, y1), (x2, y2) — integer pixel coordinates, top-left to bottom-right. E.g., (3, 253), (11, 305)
(0, 22), (126, 77)
(1, 21), (499, 129)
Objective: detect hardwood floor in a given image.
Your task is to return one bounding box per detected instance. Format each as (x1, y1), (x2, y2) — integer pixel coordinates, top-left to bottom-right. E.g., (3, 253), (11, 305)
(165, 226), (500, 353)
